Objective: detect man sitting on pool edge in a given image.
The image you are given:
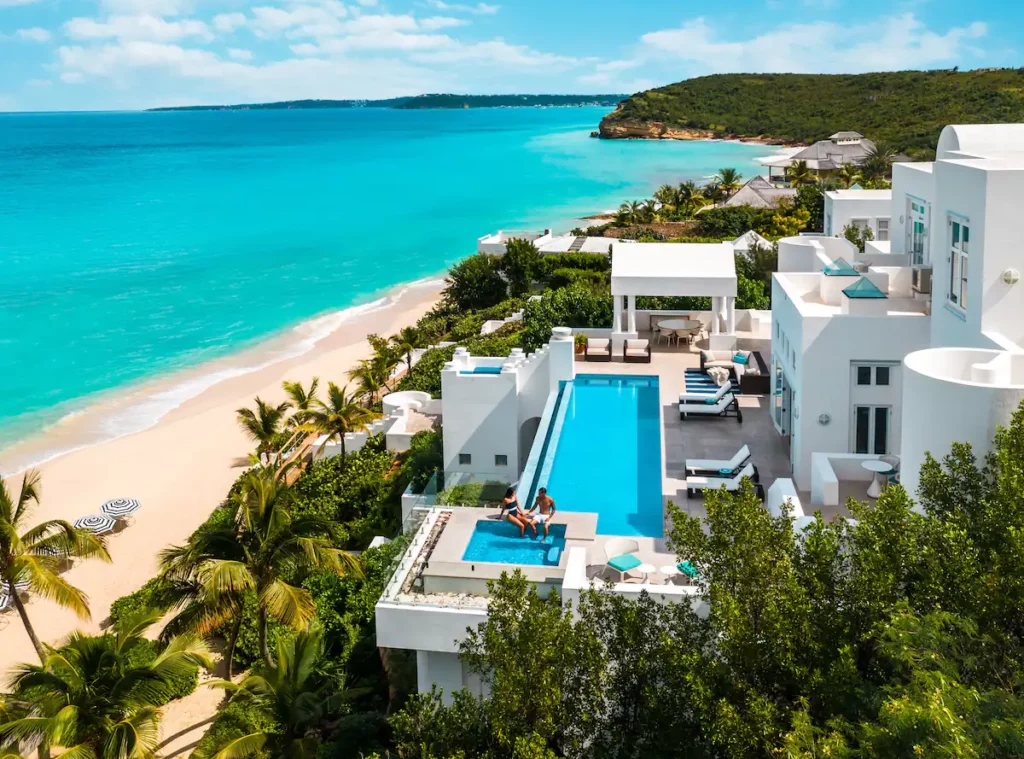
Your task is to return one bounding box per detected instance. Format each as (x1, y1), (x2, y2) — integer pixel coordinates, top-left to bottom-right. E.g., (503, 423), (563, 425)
(527, 487), (557, 540)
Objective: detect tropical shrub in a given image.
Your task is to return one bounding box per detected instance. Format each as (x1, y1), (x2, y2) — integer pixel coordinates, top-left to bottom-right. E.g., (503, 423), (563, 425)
(192, 698), (279, 759)
(795, 183), (825, 232)
(696, 206), (767, 238)
(499, 239), (542, 297)
(124, 637), (200, 703)
(537, 252), (610, 279)
(545, 267), (608, 290)
(521, 283), (613, 352)
(291, 446), (394, 533)
(108, 576), (172, 629)
(401, 429), (443, 495)
(442, 253), (507, 311)
(395, 346), (457, 397)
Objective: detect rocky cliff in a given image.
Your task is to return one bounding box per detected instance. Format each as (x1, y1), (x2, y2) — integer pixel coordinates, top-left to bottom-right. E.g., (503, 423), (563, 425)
(596, 116), (718, 141)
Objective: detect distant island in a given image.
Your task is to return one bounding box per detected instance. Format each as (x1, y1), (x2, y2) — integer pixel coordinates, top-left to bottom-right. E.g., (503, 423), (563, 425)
(149, 93), (628, 113)
(598, 69), (1024, 153)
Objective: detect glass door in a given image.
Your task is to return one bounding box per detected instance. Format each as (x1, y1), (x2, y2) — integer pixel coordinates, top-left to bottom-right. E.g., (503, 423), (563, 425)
(853, 406), (890, 455)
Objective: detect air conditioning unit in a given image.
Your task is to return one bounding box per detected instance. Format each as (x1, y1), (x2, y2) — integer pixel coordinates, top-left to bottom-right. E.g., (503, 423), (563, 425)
(912, 265), (932, 294)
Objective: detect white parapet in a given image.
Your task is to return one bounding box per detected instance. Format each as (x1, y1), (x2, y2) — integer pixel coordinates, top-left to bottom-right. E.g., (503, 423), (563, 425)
(901, 348), (1024, 499)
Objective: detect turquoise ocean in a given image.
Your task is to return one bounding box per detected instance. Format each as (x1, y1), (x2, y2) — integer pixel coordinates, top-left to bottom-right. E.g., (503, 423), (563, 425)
(0, 106), (769, 463)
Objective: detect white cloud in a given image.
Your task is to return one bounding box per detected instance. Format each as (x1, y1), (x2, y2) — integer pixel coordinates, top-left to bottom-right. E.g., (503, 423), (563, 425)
(17, 27), (51, 42)
(294, 30), (453, 54)
(227, 47), (252, 60)
(417, 16), (466, 30)
(100, 0), (188, 14)
(26, 78), (52, 87)
(60, 71), (85, 83)
(213, 12), (247, 32)
(425, 1), (498, 15)
(65, 14), (214, 43)
(413, 38), (576, 68)
(640, 14), (987, 74)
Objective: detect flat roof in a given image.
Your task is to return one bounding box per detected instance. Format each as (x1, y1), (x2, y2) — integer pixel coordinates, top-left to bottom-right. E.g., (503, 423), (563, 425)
(825, 189), (892, 200)
(611, 242), (737, 298)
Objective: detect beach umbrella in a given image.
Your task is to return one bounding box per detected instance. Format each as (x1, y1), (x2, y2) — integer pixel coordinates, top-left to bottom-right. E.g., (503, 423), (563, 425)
(100, 498), (141, 519)
(0, 593), (9, 612)
(35, 545), (59, 557)
(73, 514), (116, 535)
(13, 578), (30, 592)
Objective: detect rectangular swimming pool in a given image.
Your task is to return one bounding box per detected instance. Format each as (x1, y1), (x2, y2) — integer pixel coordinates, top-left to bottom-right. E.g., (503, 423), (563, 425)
(537, 374), (663, 537)
(462, 520), (567, 566)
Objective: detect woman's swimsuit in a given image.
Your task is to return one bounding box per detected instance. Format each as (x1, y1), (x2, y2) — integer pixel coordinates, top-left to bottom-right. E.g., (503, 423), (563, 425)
(504, 499), (520, 516)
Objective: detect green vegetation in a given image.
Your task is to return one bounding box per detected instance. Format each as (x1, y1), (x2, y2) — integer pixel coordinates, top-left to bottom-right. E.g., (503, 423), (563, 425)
(149, 94), (627, 113)
(388, 406), (1024, 758)
(602, 69), (1024, 153)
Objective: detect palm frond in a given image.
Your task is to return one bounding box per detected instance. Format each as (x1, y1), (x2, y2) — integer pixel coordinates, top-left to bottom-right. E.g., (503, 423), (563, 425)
(212, 732), (268, 759)
(260, 579), (315, 630)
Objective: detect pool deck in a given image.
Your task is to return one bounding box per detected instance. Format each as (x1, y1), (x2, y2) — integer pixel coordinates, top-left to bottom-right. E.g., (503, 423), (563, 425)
(570, 329), (827, 582)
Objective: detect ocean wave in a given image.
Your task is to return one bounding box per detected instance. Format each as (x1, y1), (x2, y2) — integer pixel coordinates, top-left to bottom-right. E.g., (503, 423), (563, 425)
(0, 277), (443, 476)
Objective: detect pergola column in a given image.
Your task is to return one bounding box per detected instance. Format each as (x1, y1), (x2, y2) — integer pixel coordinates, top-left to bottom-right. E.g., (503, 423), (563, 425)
(710, 296), (721, 335)
(612, 293), (623, 333)
(726, 296), (736, 334)
(626, 295), (637, 333)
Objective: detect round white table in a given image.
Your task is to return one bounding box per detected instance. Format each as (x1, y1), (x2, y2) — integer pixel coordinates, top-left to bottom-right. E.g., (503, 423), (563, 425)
(637, 563), (657, 583)
(660, 564), (681, 585)
(861, 460), (894, 498)
(655, 318), (701, 332)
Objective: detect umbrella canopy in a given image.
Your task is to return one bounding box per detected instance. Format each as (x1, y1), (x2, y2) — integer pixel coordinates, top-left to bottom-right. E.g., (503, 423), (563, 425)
(0, 593), (9, 611)
(13, 578), (30, 591)
(73, 514), (116, 535)
(101, 498), (141, 519)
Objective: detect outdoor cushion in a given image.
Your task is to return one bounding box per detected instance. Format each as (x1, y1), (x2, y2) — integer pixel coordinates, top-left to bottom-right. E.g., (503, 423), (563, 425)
(678, 561), (699, 579)
(626, 339), (649, 349)
(588, 339), (609, 350)
(704, 397), (717, 405)
(608, 553), (642, 573)
(733, 354), (749, 365)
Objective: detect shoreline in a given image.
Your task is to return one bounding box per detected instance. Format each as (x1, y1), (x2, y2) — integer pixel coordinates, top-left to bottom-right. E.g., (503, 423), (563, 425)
(0, 276), (445, 477)
(0, 277), (444, 671)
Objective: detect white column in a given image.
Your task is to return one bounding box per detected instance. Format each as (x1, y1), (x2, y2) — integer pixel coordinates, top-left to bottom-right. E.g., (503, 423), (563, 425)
(612, 294), (623, 333)
(627, 295), (637, 333)
(726, 296), (736, 334)
(711, 296), (721, 335)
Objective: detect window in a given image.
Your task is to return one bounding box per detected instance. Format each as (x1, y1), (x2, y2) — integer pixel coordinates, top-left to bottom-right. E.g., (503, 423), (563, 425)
(856, 366), (872, 385)
(875, 366), (890, 386)
(877, 218), (890, 241)
(494, 454), (508, 467)
(854, 406), (890, 455)
(948, 217), (969, 310)
(459, 453), (471, 465)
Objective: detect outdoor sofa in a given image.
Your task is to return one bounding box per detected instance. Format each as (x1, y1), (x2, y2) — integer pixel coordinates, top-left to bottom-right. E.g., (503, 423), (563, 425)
(623, 339), (652, 363)
(700, 349), (770, 395)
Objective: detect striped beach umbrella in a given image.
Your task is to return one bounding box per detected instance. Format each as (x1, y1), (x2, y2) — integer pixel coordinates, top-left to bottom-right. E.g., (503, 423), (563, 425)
(100, 498), (141, 519)
(0, 593), (9, 611)
(73, 514), (116, 535)
(13, 578), (30, 591)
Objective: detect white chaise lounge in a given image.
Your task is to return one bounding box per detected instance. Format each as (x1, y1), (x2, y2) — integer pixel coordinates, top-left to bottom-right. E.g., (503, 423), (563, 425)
(685, 463), (757, 497)
(685, 444), (751, 476)
(679, 392), (742, 422)
(679, 382), (731, 405)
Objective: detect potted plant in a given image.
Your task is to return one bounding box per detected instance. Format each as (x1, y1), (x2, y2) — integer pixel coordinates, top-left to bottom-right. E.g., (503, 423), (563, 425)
(574, 332), (587, 355)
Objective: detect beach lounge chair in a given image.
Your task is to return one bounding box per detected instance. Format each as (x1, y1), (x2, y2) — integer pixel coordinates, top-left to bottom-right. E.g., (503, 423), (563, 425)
(623, 339), (651, 363)
(679, 392), (742, 423)
(679, 382), (731, 405)
(685, 444), (751, 477)
(584, 338), (611, 362)
(685, 463), (757, 497)
(604, 537), (642, 582)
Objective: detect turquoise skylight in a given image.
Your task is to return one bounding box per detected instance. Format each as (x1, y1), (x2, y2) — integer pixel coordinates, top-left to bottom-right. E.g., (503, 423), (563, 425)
(823, 257), (859, 276)
(842, 277), (887, 299)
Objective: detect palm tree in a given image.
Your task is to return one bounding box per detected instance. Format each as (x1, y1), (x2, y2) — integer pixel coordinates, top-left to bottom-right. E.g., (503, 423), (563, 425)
(653, 184), (678, 213)
(346, 359), (392, 407)
(0, 471), (111, 662)
(282, 378), (320, 429)
(159, 467), (357, 668)
(837, 162), (863, 189)
(236, 397), (292, 455)
(677, 180), (706, 218)
(0, 612), (212, 759)
(390, 326), (423, 376)
(640, 199), (658, 223)
(862, 140), (896, 181)
(786, 159), (818, 187)
(715, 167), (743, 198)
(704, 181), (727, 206)
(210, 627), (340, 759)
(304, 383), (380, 460)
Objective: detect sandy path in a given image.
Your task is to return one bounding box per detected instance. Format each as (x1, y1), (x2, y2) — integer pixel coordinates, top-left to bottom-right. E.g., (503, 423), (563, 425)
(0, 282), (443, 753)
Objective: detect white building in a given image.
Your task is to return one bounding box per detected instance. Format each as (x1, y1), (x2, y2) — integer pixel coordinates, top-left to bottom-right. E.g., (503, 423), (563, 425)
(824, 189), (892, 241)
(773, 123), (1024, 498)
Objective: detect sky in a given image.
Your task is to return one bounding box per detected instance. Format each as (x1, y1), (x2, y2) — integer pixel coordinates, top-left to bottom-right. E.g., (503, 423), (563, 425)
(0, 0), (1018, 112)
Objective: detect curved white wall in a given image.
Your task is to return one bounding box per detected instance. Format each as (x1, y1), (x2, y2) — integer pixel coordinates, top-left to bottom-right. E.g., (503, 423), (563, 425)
(936, 124), (1024, 161)
(901, 348), (1024, 500)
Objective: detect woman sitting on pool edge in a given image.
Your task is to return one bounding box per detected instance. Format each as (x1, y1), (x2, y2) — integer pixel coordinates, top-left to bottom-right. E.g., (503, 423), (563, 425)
(500, 486), (536, 538)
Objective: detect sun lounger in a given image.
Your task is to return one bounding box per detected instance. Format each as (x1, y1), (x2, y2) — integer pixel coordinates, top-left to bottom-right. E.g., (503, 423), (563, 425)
(679, 392), (742, 422)
(685, 444), (751, 476)
(679, 382), (731, 404)
(685, 463), (757, 497)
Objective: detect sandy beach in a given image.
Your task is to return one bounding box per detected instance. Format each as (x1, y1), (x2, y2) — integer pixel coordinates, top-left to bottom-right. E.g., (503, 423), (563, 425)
(0, 279), (442, 677)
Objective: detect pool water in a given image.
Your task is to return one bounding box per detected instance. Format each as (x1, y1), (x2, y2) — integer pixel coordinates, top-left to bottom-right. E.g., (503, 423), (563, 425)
(541, 375), (663, 537)
(460, 366), (503, 375)
(462, 520), (567, 566)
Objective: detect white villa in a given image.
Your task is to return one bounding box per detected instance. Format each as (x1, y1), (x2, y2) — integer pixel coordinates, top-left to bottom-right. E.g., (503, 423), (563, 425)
(377, 122), (1024, 702)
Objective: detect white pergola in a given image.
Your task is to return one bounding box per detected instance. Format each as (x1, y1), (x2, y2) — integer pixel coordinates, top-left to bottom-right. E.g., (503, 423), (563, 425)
(610, 242), (738, 348)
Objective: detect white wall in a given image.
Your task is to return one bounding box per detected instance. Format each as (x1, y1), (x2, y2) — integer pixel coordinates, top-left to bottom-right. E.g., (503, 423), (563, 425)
(890, 163), (935, 257)
(825, 193), (892, 239)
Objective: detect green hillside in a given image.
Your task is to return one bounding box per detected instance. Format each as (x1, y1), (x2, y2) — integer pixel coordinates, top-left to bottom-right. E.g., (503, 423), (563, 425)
(601, 69), (1024, 152)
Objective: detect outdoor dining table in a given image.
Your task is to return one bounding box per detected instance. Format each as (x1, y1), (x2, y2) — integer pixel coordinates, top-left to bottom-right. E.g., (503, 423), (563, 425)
(861, 460), (894, 499)
(655, 318), (702, 346)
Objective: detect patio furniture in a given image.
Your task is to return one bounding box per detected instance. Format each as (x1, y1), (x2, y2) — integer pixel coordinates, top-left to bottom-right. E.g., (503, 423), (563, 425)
(660, 564), (681, 584)
(679, 393), (742, 423)
(101, 498), (141, 520)
(862, 460), (893, 498)
(623, 339), (651, 363)
(73, 514), (116, 535)
(637, 563), (656, 583)
(686, 463), (757, 497)
(700, 349), (770, 395)
(707, 366), (730, 386)
(584, 338), (611, 362)
(686, 444), (751, 476)
(657, 319), (701, 348)
(604, 537), (642, 582)
(679, 382), (731, 405)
